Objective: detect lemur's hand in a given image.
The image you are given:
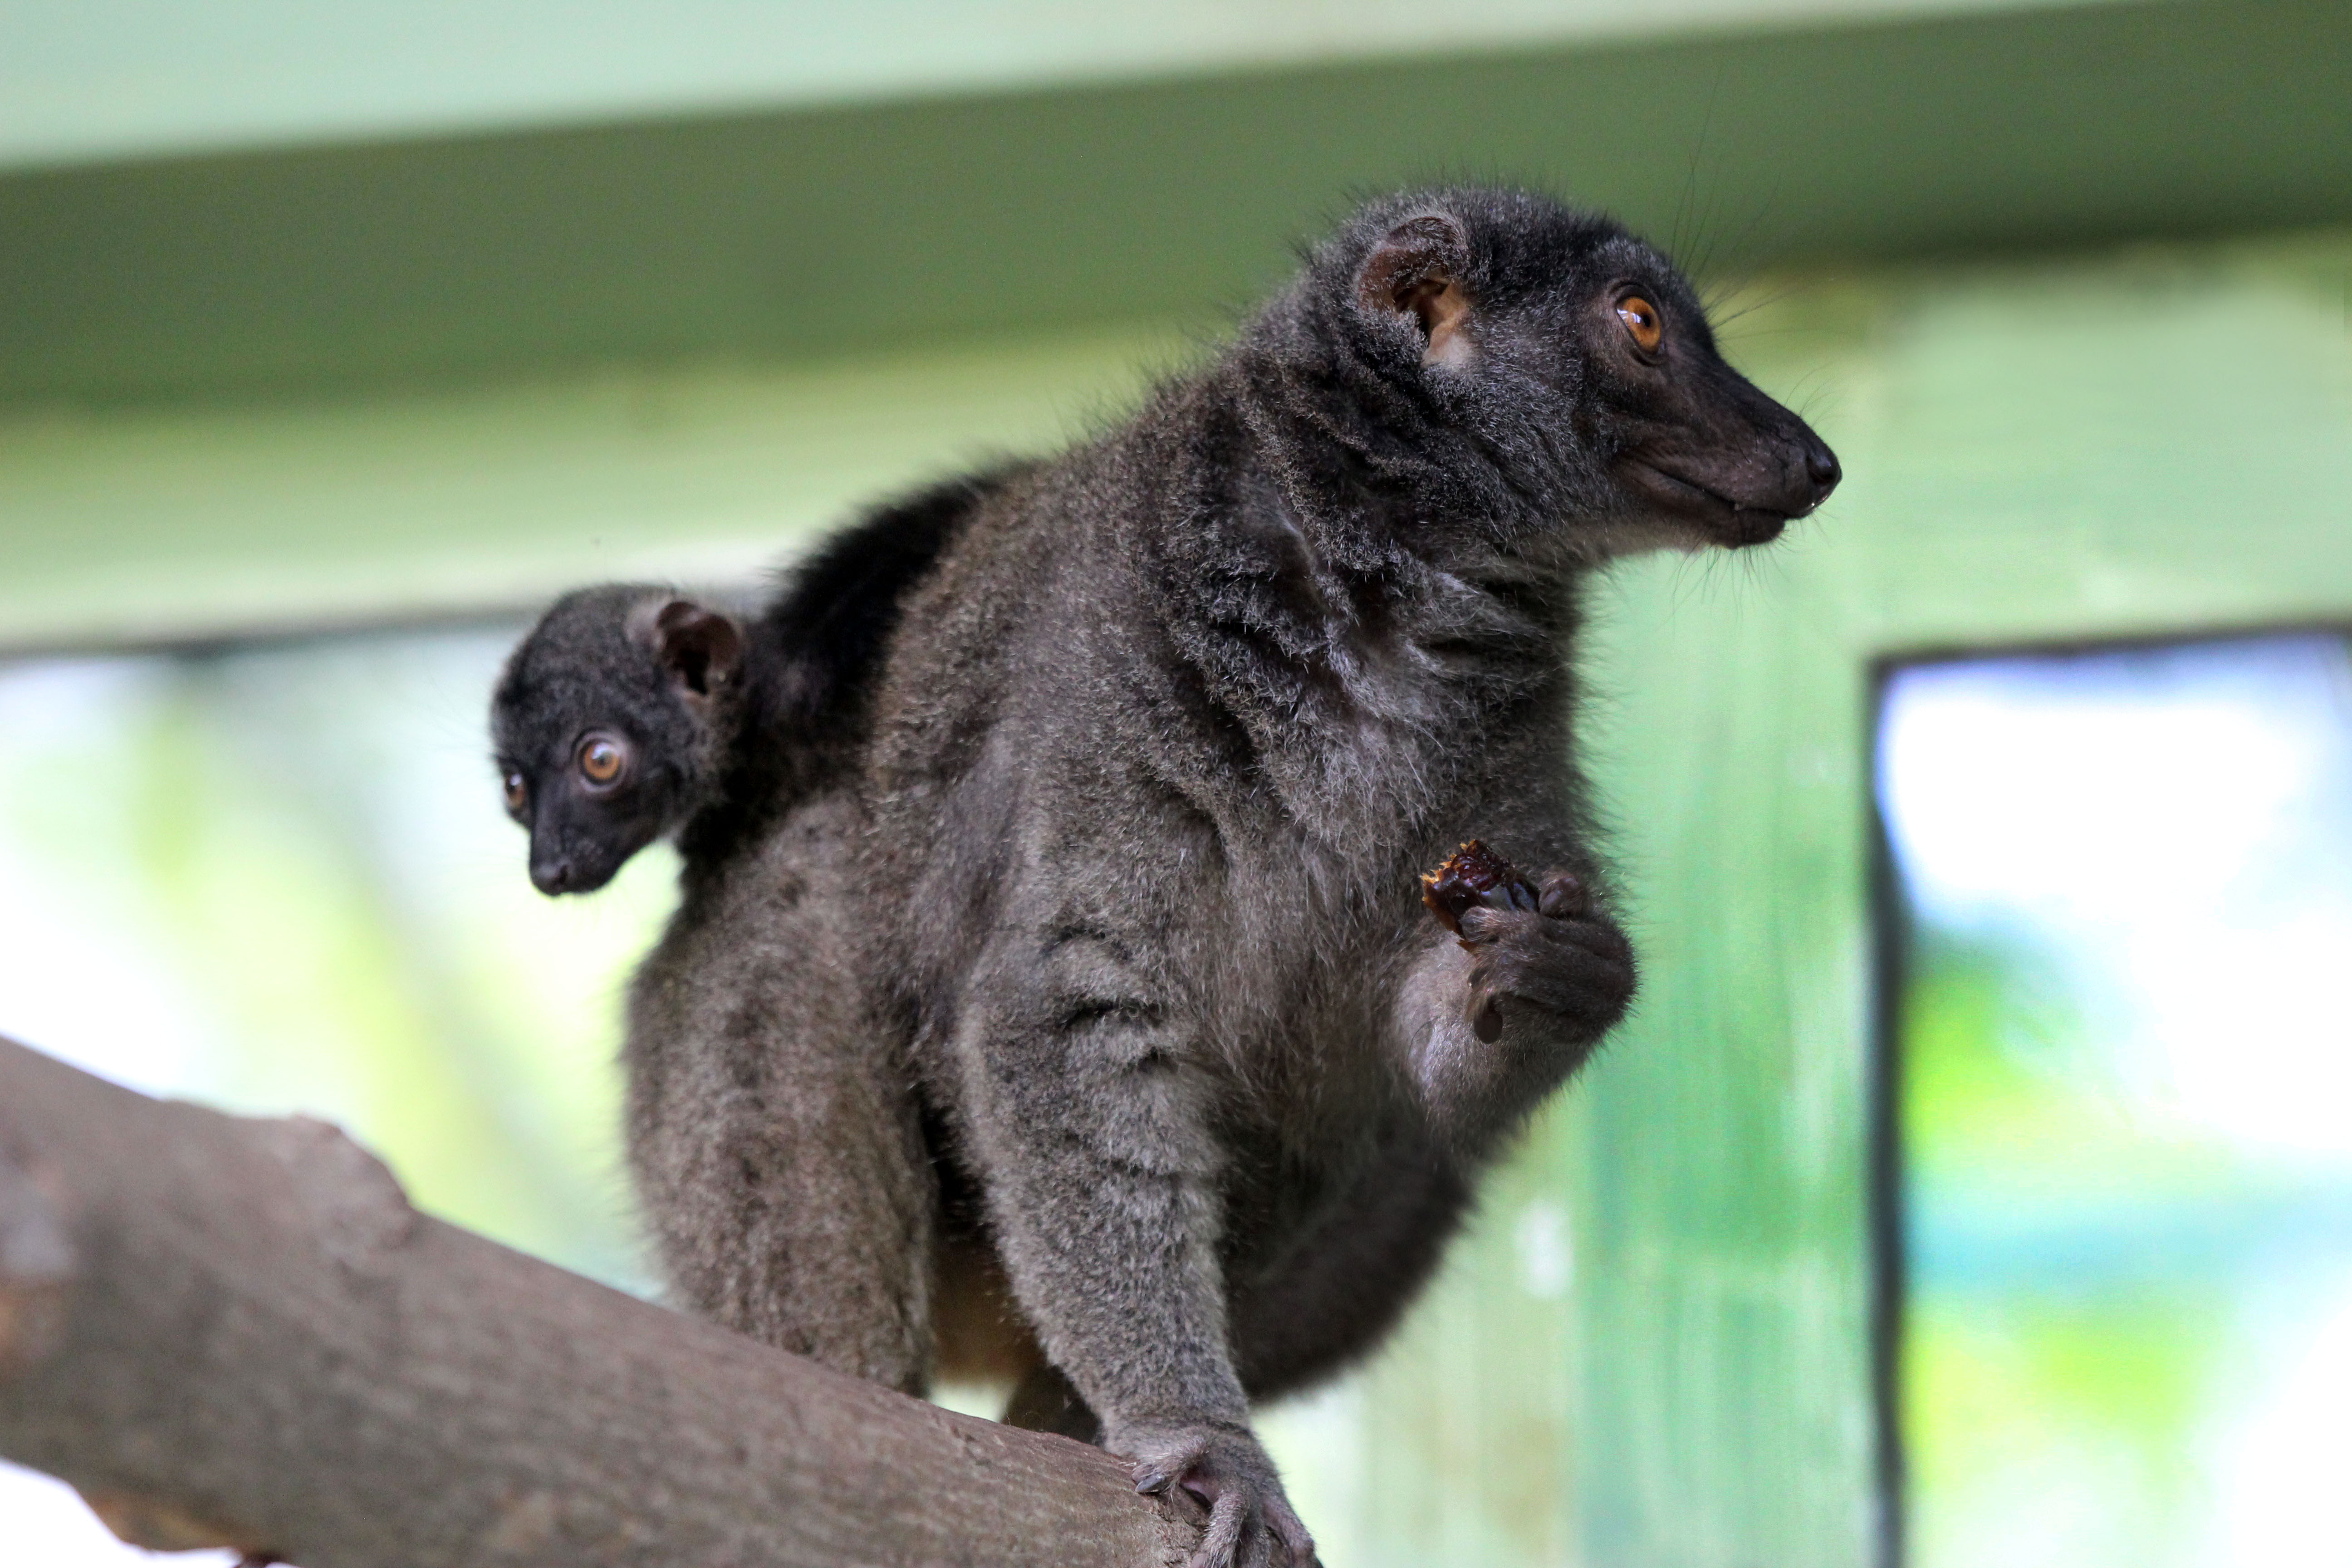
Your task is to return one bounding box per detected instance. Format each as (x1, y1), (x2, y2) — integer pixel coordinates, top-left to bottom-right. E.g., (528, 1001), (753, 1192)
(1122, 1418), (1319, 1568)
(1447, 862), (1634, 1045)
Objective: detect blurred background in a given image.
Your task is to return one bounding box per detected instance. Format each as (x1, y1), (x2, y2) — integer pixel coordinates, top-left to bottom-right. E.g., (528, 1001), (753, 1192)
(2, 3), (2349, 1564)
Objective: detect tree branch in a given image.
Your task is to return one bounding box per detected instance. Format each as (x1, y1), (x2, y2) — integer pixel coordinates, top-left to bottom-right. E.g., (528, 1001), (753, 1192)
(0, 1035), (1194, 1567)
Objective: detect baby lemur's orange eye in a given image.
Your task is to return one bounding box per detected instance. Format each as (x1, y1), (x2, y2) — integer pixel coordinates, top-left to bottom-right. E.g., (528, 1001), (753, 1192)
(502, 771), (528, 814)
(578, 735), (627, 786)
(1616, 295), (1663, 355)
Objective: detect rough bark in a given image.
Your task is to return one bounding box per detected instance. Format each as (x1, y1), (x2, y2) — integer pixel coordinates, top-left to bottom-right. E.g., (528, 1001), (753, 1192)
(0, 1035), (1196, 1567)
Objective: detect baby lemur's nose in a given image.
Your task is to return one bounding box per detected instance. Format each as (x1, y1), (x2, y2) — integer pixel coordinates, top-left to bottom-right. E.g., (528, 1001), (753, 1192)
(531, 856), (575, 896)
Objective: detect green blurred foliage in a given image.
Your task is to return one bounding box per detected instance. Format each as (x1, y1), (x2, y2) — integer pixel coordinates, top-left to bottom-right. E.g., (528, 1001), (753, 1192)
(0, 635), (674, 1288)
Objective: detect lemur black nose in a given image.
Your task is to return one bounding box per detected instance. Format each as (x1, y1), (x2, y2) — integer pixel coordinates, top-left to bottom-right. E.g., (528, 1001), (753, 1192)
(530, 857), (574, 896)
(1804, 439), (1842, 502)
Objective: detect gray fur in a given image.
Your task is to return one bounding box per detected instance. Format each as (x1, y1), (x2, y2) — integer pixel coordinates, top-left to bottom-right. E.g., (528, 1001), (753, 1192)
(627, 790), (936, 1389)
(514, 187), (1835, 1568)
(829, 187), (1836, 1565)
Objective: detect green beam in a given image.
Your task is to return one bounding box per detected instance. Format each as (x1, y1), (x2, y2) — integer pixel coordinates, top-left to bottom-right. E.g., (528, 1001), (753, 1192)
(0, 0), (2142, 172)
(3, 0), (2346, 407)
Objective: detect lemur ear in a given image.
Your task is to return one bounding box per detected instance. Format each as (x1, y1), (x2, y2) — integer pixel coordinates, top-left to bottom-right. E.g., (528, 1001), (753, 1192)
(1356, 214), (1475, 368)
(652, 600), (745, 700)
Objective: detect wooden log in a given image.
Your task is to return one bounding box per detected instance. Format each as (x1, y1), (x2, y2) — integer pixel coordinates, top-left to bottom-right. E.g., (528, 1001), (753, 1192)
(0, 1035), (1195, 1567)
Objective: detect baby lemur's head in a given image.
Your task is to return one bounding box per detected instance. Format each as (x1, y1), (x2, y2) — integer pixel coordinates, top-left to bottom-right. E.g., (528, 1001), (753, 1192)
(1286, 186), (1839, 556)
(491, 585), (745, 896)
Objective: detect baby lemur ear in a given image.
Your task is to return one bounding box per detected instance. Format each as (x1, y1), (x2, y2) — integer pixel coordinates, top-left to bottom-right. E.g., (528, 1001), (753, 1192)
(1356, 213), (1475, 368)
(652, 600), (745, 700)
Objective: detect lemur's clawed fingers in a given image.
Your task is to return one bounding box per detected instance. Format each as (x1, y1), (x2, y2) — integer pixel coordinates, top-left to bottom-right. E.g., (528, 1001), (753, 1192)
(1454, 867), (1635, 1044)
(1126, 1422), (1316, 1568)
(1196, 1491), (1250, 1568)
(1264, 1489), (1321, 1568)
(1454, 903), (1519, 943)
(1538, 870), (1592, 919)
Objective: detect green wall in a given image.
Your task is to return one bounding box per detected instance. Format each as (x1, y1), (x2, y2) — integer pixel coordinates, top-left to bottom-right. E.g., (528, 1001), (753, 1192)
(5, 0), (2348, 405)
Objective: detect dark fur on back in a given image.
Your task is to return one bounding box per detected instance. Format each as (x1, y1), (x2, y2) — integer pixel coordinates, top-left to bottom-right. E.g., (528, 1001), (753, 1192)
(673, 466), (1024, 869)
(764, 468), (1012, 734)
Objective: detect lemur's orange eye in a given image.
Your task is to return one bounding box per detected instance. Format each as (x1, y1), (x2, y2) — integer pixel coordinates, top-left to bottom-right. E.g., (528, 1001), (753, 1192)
(502, 771), (529, 815)
(1616, 295), (1663, 354)
(578, 735), (627, 786)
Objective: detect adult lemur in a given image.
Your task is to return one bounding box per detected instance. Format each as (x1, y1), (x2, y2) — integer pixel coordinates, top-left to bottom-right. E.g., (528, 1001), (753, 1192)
(500, 188), (1835, 1568)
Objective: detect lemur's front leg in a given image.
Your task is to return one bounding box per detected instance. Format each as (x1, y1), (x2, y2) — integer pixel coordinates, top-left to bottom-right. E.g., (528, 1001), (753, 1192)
(1400, 841), (1636, 1147)
(956, 918), (1318, 1568)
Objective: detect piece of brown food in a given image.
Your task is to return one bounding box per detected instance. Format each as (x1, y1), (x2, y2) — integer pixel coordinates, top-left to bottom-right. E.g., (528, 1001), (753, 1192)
(1419, 839), (1539, 938)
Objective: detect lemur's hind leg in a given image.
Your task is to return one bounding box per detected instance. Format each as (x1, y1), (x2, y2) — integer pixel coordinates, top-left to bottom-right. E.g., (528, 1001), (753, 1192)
(627, 830), (936, 1392)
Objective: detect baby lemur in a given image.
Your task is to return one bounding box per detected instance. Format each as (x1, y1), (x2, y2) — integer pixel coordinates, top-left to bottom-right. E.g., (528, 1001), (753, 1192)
(500, 188), (1837, 1568)
(493, 468), (999, 898)
(492, 470), (1004, 1387)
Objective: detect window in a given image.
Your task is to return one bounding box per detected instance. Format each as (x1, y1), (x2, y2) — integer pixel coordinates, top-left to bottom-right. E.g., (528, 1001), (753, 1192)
(1880, 632), (2352, 1566)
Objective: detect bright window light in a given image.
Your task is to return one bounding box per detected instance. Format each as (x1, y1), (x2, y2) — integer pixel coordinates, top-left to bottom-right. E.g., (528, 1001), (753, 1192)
(1879, 632), (2352, 1568)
